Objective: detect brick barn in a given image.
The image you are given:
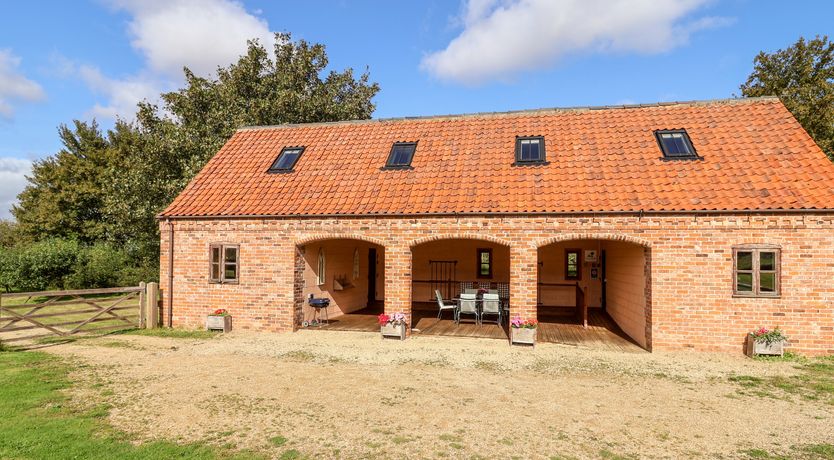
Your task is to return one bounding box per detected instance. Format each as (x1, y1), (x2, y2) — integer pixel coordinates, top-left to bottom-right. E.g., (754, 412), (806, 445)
(158, 97), (834, 355)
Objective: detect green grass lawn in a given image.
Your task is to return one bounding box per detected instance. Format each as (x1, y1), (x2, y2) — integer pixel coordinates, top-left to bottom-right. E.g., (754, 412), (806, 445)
(0, 351), (262, 460)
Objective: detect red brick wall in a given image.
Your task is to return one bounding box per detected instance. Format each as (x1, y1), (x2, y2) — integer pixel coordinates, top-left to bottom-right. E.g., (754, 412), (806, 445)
(159, 213), (834, 355)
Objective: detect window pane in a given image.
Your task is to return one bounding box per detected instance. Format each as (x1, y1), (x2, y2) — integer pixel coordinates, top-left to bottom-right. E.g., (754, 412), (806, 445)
(760, 273), (775, 292)
(272, 149), (301, 170)
(211, 247), (220, 264)
(736, 272), (753, 292)
(480, 252), (489, 263)
(519, 139), (541, 161)
(736, 251), (753, 271)
(760, 251), (775, 271)
(211, 263), (220, 280)
(224, 264), (237, 280)
(388, 144), (415, 166)
(480, 264), (489, 276)
(224, 247), (237, 263)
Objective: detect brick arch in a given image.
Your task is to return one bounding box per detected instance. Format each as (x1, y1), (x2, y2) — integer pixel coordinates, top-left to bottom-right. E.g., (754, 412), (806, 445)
(535, 233), (652, 249)
(295, 233), (386, 247)
(408, 233), (512, 248)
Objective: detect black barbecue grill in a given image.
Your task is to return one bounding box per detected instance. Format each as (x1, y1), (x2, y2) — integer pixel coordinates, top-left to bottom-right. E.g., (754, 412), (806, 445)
(307, 297), (330, 326)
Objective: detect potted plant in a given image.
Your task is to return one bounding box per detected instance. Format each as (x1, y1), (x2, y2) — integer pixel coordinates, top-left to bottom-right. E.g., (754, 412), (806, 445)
(746, 327), (788, 357)
(206, 308), (232, 332)
(378, 312), (407, 340)
(511, 316), (538, 346)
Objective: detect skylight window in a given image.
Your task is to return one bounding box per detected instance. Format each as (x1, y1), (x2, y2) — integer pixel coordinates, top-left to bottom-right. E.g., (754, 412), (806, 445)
(655, 130), (698, 159)
(268, 147), (305, 172)
(515, 136), (546, 164)
(385, 142), (417, 168)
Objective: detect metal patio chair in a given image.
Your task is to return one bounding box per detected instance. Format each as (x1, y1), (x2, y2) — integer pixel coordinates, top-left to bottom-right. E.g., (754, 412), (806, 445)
(435, 289), (458, 320)
(457, 293), (479, 325)
(481, 293), (502, 325)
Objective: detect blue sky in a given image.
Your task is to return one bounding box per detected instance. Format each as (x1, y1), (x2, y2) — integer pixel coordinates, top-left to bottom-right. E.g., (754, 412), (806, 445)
(0, 0), (831, 219)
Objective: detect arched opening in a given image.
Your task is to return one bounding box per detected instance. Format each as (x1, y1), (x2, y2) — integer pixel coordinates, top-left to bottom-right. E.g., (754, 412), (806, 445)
(294, 238), (385, 331)
(537, 238), (650, 351)
(410, 237), (510, 339)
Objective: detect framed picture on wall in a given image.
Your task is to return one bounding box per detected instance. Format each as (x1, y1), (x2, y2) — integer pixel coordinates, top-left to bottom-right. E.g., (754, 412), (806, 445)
(584, 249), (598, 263)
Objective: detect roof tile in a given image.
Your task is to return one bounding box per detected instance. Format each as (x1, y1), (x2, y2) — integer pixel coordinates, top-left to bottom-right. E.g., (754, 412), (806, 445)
(160, 97), (834, 217)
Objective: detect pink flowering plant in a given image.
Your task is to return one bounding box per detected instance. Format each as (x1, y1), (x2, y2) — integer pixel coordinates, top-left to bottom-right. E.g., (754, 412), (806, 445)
(378, 312), (407, 326)
(510, 316), (538, 329)
(749, 326), (787, 346)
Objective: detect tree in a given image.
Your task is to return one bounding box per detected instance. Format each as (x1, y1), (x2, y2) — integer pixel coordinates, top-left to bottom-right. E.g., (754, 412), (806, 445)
(13, 121), (116, 242)
(103, 33), (379, 260)
(741, 35), (834, 159)
(12, 32), (380, 283)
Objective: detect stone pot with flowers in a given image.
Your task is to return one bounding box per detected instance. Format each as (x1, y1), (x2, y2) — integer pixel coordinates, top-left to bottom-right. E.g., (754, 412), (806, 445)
(746, 326), (787, 357)
(378, 312), (407, 340)
(206, 308), (232, 332)
(510, 316), (538, 346)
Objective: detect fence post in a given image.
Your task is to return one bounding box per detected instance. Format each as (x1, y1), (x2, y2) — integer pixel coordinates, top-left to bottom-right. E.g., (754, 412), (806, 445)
(138, 282), (147, 328)
(145, 282), (159, 329)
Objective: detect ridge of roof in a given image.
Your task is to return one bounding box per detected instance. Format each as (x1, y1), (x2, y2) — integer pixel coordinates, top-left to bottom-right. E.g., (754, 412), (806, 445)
(236, 96), (781, 132)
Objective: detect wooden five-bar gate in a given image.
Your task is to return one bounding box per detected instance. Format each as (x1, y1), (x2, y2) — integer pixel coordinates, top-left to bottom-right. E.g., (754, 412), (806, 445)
(0, 283), (160, 346)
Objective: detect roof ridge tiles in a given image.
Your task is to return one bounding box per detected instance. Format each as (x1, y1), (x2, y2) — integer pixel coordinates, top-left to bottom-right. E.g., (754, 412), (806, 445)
(236, 96), (780, 132)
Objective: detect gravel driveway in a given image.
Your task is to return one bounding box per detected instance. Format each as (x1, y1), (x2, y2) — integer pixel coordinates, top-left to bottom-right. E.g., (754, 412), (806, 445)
(47, 330), (834, 459)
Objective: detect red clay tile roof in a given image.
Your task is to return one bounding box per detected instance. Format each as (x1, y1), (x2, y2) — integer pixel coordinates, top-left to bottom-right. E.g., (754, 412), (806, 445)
(160, 97), (834, 218)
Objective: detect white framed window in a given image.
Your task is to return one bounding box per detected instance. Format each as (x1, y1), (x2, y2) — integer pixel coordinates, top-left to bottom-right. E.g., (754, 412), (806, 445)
(317, 248), (326, 286)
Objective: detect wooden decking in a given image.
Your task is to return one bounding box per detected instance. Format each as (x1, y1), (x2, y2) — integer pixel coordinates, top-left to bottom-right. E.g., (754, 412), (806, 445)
(538, 307), (643, 352)
(305, 304), (644, 352)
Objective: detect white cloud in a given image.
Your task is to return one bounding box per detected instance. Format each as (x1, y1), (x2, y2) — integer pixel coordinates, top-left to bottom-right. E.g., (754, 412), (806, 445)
(111, 0), (275, 77)
(0, 157), (32, 220)
(74, 0), (276, 120)
(0, 50), (46, 119)
(422, 0), (732, 84)
(76, 65), (163, 120)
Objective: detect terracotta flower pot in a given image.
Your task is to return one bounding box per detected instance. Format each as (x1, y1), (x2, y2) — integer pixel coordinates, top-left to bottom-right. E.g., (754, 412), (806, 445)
(206, 315), (232, 332)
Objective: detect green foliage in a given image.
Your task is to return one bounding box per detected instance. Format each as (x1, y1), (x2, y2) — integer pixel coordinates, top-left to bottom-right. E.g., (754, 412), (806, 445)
(11, 33), (380, 284)
(13, 238), (81, 291)
(749, 326), (788, 346)
(0, 239), (157, 292)
(741, 35), (834, 159)
(0, 351), (263, 459)
(13, 121), (114, 242)
(0, 220), (27, 248)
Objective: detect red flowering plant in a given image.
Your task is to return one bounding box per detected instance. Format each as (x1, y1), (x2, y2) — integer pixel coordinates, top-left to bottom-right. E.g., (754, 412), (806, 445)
(510, 316), (538, 329)
(209, 308), (229, 317)
(749, 327), (787, 346)
(377, 312), (406, 326)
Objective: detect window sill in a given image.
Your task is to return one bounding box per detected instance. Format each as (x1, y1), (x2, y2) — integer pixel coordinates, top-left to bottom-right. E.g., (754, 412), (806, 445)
(511, 161), (550, 167)
(209, 280), (239, 285)
(732, 294), (780, 299)
(267, 169), (295, 174)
